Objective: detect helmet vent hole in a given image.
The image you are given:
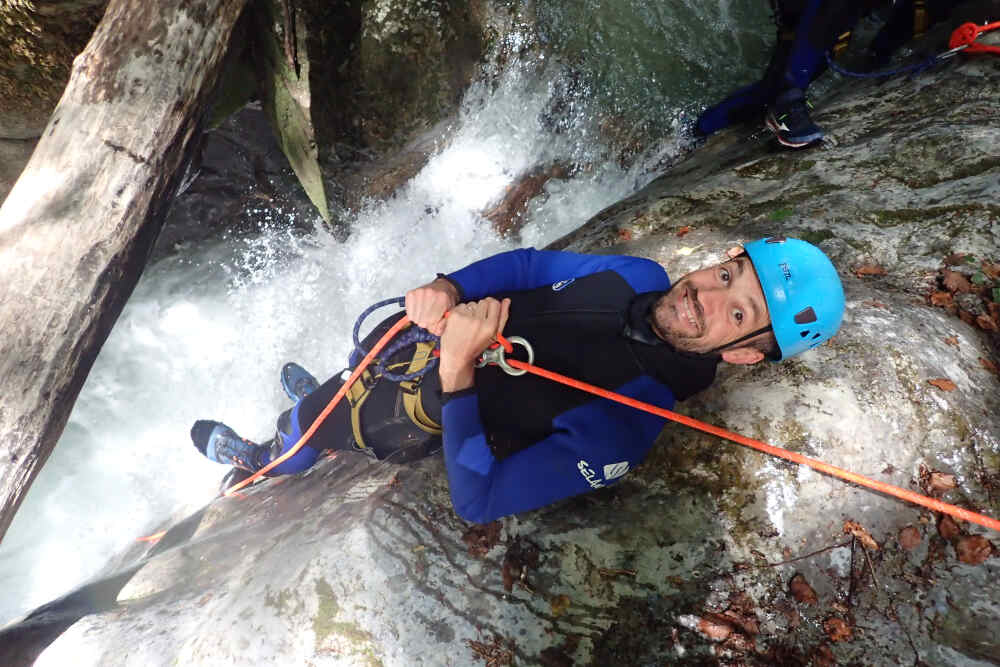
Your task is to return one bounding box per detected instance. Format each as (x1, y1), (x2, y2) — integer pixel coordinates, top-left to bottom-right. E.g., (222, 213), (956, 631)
(794, 307), (818, 324)
(800, 330), (810, 338)
(812, 332), (822, 340)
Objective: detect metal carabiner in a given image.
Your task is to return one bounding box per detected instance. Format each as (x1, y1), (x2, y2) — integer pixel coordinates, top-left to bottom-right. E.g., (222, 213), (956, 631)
(937, 43), (969, 60)
(476, 336), (534, 376)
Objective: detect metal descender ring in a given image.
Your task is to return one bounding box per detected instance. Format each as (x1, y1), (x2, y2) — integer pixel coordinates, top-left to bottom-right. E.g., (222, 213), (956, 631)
(476, 336), (534, 376)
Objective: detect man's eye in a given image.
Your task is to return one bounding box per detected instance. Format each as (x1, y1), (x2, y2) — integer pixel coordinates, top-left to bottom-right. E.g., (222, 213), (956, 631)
(720, 268), (731, 283)
(732, 308), (744, 324)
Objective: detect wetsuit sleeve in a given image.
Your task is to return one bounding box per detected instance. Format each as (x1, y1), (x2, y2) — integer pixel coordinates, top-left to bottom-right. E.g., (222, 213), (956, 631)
(446, 248), (668, 300)
(442, 377), (673, 524)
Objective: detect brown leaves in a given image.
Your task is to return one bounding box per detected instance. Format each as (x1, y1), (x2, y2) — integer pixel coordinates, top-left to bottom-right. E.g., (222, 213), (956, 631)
(788, 573), (818, 604)
(935, 514), (997, 564)
(462, 521), (502, 557)
(955, 535), (995, 565)
(929, 291), (954, 307)
(942, 269), (973, 293)
(980, 357), (999, 375)
(854, 263), (887, 278)
(467, 634), (514, 667)
(898, 525), (922, 550)
(823, 617), (853, 642)
(676, 225), (693, 237)
(501, 537), (540, 592)
(920, 465), (957, 497)
(981, 260), (1000, 280)
(929, 472), (957, 494)
(943, 335), (959, 347)
(549, 594), (571, 617)
(697, 614), (736, 641)
(938, 515), (962, 540)
(843, 520), (880, 551)
(928, 378), (957, 392)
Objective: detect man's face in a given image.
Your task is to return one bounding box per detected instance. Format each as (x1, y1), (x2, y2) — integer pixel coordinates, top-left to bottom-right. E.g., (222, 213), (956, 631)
(651, 255), (770, 355)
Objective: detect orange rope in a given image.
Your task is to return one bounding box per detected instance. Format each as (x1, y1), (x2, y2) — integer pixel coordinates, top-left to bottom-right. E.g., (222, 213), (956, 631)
(221, 309), (1000, 533)
(222, 316), (412, 496)
(493, 333), (1000, 534)
(949, 21), (1000, 56)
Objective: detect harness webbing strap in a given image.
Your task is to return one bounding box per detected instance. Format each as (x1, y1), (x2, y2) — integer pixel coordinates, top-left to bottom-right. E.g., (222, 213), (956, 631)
(346, 368), (375, 450)
(400, 341), (443, 435)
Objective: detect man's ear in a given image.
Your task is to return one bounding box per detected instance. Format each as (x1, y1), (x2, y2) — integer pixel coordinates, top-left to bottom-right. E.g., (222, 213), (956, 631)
(720, 347), (765, 365)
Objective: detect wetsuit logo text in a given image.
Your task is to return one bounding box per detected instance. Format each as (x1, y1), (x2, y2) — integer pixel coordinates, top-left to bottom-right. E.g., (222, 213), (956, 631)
(577, 460), (604, 489)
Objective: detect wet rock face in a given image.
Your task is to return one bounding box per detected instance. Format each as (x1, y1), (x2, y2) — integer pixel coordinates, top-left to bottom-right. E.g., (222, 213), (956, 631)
(11, 14), (1000, 667)
(303, 0), (494, 208)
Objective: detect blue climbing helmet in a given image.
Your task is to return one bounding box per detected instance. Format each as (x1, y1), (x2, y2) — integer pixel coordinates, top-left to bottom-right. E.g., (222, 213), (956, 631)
(743, 236), (845, 360)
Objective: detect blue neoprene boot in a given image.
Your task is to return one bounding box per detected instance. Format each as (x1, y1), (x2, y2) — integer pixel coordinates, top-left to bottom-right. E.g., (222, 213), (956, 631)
(765, 87), (823, 148)
(191, 420), (271, 472)
(281, 362), (320, 402)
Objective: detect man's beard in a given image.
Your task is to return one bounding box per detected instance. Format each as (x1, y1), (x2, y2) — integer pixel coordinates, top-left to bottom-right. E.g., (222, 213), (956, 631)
(649, 281), (716, 356)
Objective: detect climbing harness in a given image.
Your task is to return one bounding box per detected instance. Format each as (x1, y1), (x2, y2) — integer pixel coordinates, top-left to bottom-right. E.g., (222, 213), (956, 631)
(224, 303), (1000, 535)
(825, 20), (1000, 79)
(345, 298), (442, 452)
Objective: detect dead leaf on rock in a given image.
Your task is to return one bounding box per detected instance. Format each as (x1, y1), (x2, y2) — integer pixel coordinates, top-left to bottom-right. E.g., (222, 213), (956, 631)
(944, 252), (970, 266)
(976, 314), (999, 332)
(980, 357), (999, 375)
(854, 264), (887, 278)
(942, 269), (973, 293)
(462, 521), (502, 558)
(843, 520), (880, 551)
(929, 472), (957, 494)
(958, 310), (977, 326)
(549, 594), (571, 617)
(930, 291), (954, 307)
(676, 225), (692, 237)
(928, 378), (957, 392)
(938, 515), (962, 541)
(789, 573), (818, 605)
(864, 299), (889, 310)
(823, 617), (853, 642)
(696, 615), (734, 641)
(943, 336), (959, 347)
(810, 643), (836, 667)
(955, 535), (995, 565)
(617, 228), (633, 241)
(981, 260), (1000, 280)
(899, 525), (922, 550)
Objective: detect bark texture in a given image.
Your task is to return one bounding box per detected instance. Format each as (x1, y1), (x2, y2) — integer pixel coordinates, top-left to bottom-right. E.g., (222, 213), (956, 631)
(0, 0), (247, 543)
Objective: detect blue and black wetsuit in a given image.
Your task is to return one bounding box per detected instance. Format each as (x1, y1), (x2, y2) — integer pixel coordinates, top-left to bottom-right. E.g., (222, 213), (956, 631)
(695, 0), (957, 136)
(696, 0), (869, 136)
(266, 249), (718, 523)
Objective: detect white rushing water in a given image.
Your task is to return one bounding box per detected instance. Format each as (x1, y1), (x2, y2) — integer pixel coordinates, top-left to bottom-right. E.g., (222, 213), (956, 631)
(0, 1), (773, 626)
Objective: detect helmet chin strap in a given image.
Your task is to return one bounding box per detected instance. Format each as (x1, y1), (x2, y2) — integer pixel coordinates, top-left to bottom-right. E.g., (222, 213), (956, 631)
(706, 324), (774, 356)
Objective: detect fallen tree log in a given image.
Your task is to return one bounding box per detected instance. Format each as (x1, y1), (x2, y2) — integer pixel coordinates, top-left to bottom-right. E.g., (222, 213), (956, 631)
(0, 0), (247, 543)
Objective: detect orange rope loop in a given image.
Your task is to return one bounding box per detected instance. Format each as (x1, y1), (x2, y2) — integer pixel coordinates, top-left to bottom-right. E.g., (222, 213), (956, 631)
(949, 20), (1000, 55)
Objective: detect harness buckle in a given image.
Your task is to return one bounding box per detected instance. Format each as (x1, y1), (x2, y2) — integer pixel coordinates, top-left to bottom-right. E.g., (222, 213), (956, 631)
(476, 336), (534, 376)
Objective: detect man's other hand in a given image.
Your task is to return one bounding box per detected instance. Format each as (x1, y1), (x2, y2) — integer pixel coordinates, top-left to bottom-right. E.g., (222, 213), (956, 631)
(406, 277), (459, 335)
(438, 298), (511, 392)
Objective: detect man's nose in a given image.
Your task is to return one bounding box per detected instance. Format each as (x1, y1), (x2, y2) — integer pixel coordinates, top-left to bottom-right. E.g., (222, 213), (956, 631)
(696, 284), (727, 318)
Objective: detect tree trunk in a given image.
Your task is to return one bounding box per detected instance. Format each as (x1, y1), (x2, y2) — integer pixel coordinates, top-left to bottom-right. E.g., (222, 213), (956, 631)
(0, 0), (247, 544)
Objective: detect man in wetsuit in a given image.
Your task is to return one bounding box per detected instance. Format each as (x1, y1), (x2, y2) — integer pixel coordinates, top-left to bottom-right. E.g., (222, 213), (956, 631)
(191, 237), (845, 523)
(695, 0), (954, 147)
